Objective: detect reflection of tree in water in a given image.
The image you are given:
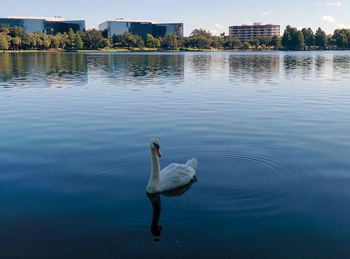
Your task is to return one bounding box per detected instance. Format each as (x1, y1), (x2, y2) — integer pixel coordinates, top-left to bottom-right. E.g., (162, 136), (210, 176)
(91, 54), (185, 85)
(229, 54), (280, 84)
(283, 55), (314, 79)
(333, 55), (350, 73)
(147, 179), (196, 242)
(191, 55), (212, 74)
(0, 53), (87, 87)
(314, 56), (328, 71)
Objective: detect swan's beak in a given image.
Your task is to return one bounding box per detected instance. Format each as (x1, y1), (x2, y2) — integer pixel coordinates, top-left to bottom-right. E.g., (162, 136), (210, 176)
(156, 148), (162, 158)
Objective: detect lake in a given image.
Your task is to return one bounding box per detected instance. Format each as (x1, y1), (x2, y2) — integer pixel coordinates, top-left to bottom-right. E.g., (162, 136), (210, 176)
(0, 51), (350, 258)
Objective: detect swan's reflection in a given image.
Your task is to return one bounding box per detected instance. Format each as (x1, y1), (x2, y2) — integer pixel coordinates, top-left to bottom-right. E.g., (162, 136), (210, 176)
(147, 178), (197, 241)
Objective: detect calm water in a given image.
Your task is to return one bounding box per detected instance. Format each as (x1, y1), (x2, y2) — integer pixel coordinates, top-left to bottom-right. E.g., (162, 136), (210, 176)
(1, 51), (350, 258)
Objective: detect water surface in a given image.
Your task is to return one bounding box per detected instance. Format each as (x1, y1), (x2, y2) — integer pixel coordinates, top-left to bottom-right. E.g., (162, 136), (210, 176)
(1, 51), (350, 258)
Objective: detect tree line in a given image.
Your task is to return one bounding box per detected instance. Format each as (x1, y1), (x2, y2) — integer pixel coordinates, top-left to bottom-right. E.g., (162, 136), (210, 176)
(1, 24), (350, 51)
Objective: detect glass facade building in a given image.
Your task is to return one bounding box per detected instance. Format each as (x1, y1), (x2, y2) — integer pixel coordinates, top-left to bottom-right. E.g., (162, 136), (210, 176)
(99, 20), (184, 39)
(0, 17), (85, 34)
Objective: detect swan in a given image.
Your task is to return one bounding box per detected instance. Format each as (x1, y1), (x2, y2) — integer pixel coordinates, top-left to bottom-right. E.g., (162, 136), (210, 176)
(146, 139), (198, 194)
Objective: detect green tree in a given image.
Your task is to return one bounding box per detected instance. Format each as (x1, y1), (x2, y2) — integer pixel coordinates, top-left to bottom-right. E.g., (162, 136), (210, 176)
(302, 27), (315, 49)
(99, 38), (112, 49)
(50, 35), (60, 48)
(282, 25), (292, 49)
(161, 34), (178, 50)
(145, 34), (160, 48)
(333, 29), (350, 49)
(0, 34), (9, 50)
(0, 25), (10, 35)
(315, 27), (327, 49)
(270, 35), (282, 50)
(248, 39), (260, 49)
(223, 36), (241, 49)
(75, 32), (84, 49)
(242, 42), (251, 50)
(11, 36), (21, 50)
(81, 29), (105, 49)
(211, 36), (223, 49)
(282, 26), (304, 50)
(190, 28), (212, 38)
(67, 28), (76, 49)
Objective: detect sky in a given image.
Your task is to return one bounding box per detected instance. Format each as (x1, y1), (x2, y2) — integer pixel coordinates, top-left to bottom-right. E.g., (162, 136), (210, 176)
(1, 0), (349, 35)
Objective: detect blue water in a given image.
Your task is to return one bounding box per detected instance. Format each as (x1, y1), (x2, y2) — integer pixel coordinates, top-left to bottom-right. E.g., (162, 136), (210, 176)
(1, 52), (350, 258)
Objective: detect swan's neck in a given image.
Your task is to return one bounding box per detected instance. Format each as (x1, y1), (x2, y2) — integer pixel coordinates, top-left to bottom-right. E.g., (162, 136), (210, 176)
(147, 148), (161, 193)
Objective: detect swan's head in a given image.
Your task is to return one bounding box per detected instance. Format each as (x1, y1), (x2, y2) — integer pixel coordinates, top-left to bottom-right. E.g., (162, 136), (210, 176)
(150, 138), (161, 158)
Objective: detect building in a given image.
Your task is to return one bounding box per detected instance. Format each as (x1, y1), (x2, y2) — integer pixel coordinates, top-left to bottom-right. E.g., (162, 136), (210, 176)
(99, 18), (184, 39)
(229, 23), (280, 42)
(0, 16), (85, 34)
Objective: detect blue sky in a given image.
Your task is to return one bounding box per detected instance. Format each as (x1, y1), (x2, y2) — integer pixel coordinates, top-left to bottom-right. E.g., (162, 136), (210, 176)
(1, 0), (349, 35)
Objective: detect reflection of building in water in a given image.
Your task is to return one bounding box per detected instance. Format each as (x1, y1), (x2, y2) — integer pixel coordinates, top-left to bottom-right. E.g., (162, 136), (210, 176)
(0, 53), (88, 88)
(91, 54), (185, 86)
(229, 54), (281, 83)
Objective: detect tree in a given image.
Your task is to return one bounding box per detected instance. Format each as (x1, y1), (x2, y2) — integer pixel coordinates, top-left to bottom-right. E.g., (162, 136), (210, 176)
(145, 34), (160, 48)
(11, 36), (21, 50)
(315, 27), (327, 49)
(248, 39), (260, 49)
(99, 38), (111, 49)
(122, 32), (138, 49)
(282, 25), (292, 49)
(282, 26), (304, 50)
(302, 27), (315, 49)
(0, 34), (9, 50)
(223, 36), (241, 49)
(333, 29), (350, 49)
(75, 32), (83, 49)
(0, 25), (10, 35)
(211, 36), (223, 49)
(67, 28), (76, 49)
(135, 35), (144, 48)
(190, 28), (212, 38)
(161, 34), (178, 50)
(50, 35), (60, 48)
(270, 35), (282, 50)
(81, 29), (105, 49)
(242, 42), (251, 50)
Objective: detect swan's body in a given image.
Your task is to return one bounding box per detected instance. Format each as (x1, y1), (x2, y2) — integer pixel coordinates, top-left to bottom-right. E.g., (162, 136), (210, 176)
(146, 139), (197, 194)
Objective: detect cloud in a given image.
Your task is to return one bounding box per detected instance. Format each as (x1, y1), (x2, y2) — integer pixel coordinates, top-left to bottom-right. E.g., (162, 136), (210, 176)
(320, 15), (336, 23)
(260, 11), (272, 16)
(314, 1), (342, 6)
(215, 24), (225, 30)
(336, 23), (350, 29)
(324, 1), (342, 6)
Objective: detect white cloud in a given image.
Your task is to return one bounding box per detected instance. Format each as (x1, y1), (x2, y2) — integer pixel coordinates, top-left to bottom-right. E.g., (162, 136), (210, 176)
(215, 24), (225, 30)
(260, 11), (272, 16)
(320, 15), (336, 23)
(336, 23), (350, 29)
(314, 1), (342, 6)
(325, 1), (342, 6)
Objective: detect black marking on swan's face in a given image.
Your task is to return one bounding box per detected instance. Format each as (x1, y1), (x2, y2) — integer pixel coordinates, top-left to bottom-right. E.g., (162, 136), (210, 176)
(150, 140), (161, 158)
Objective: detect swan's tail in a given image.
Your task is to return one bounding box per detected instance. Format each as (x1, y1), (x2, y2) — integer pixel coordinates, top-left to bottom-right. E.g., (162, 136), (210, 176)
(186, 158), (198, 171)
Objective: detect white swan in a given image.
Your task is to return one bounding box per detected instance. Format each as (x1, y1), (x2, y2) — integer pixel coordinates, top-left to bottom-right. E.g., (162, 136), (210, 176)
(146, 139), (198, 194)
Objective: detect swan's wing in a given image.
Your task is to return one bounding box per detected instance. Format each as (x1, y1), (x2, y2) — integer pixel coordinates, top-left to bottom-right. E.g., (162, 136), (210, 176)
(159, 163), (196, 192)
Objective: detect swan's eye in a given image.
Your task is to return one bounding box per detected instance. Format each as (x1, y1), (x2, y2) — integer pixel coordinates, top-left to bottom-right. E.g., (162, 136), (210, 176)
(153, 143), (160, 149)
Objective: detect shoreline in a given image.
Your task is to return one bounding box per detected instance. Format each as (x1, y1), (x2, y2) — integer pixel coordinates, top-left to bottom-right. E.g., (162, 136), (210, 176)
(1, 48), (349, 54)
